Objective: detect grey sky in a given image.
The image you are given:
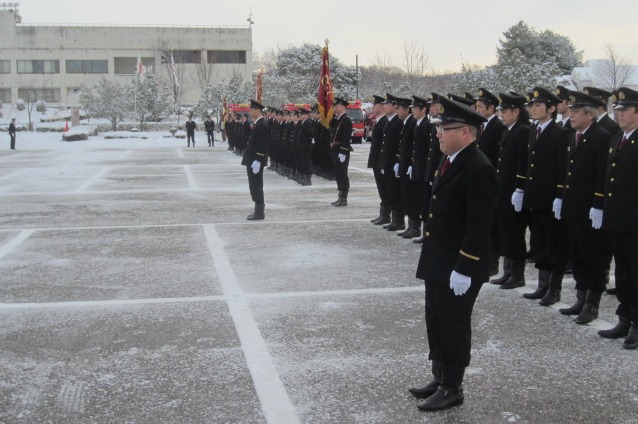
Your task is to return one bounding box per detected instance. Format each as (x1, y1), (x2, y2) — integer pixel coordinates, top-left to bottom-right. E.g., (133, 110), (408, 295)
(19, 0), (637, 72)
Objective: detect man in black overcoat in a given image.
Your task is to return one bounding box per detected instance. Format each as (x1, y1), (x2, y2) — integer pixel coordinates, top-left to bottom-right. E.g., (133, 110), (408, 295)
(410, 96), (497, 412)
(241, 100), (270, 220)
(368, 95), (390, 224)
(329, 97), (353, 206)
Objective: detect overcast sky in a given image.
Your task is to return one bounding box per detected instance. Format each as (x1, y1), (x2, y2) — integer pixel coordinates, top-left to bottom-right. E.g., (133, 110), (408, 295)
(18, 0), (638, 73)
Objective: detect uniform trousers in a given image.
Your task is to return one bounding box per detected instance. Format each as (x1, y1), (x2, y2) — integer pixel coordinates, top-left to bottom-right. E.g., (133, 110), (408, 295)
(529, 210), (568, 273)
(10, 134), (16, 149)
(608, 232), (638, 324)
(207, 132), (215, 145)
(246, 165), (264, 205)
(384, 171), (403, 214)
(567, 218), (606, 292)
(425, 279), (482, 370)
(402, 176), (420, 220)
(497, 200), (528, 260)
(373, 168), (390, 207)
(331, 151), (350, 191)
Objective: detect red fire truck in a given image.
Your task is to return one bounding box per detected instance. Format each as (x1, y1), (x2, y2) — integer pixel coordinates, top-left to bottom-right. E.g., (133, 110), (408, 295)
(346, 99), (366, 144)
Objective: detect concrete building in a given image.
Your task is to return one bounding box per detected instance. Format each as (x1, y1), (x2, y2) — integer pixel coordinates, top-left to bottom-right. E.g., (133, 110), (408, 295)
(0, 6), (252, 106)
(570, 59), (638, 92)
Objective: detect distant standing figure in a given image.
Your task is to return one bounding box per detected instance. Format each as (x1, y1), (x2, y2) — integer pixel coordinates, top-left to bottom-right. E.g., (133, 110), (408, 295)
(185, 116), (196, 147)
(9, 118), (16, 150)
(205, 116), (216, 147)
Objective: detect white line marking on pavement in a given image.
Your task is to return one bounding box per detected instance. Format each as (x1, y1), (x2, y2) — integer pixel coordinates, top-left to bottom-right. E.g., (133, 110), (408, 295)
(0, 295), (227, 310)
(183, 165), (199, 189)
(75, 167), (111, 192)
(0, 229), (34, 260)
(177, 149), (184, 157)
(203, 224), (301, 424)
(0, 169), (28, 180)
(349, 166), (374, 175)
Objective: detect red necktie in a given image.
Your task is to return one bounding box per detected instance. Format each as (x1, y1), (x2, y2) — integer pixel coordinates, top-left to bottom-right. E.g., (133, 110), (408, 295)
(536, 127), (541, 141)
(618, 136), (628, 150)
(478, 123), (484, 138)
(575, 133), (583, 147)
(440, 157), (451, 176)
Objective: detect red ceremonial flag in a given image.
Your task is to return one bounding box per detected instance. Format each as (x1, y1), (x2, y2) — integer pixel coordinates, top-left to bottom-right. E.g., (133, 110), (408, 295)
(255, 68), (263, 104)
(318, 43), (334, 129)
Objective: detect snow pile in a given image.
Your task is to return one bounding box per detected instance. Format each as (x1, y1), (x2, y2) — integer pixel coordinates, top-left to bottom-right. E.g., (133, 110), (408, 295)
(62, 125), (98, 142)
(103, 131), (151, 140)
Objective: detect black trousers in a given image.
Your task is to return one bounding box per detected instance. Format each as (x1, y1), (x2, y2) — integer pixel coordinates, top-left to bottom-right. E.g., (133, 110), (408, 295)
(207, 132), (215, 145)
(425, 279), (482, 370)
(384, 170), (403, 213)
(529, 210), (568, 273)
(10, 134), (16, 149)
(567, 218), (606, 292)
(187, 133), (195, 145)
(331, 151), (350, 191)
(608, 231), (638, 324)
(373, 168), (389, 207)
(402, 176), (420, 220)
(497, 200), (528, 260)
(246, 165), (264, 205)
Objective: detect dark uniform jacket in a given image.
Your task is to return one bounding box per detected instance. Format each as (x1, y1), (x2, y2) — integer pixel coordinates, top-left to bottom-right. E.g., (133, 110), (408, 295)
(330, 112), (353, 153)
(241, 116), (269, 166)
(410, 117), (432, 182)
(297, 119), (314, 152)
(477, 115), (506, 169)
(378, 114), (403, 171)
(424, 125), (443, 186)
(559, 121), (611, 220)
(497, 121), (530, 200)
(367, 115), (387, 169)
(204, 120), (215, 133)
(522, 120), (570, 211)
(416, 142), (498, 284)
(185, 120), (196, 134)
(398, 115), (416, 175)
(9, 122), (16, 136)
(598, 113), (621, 136)
(602, 129), (638, 232)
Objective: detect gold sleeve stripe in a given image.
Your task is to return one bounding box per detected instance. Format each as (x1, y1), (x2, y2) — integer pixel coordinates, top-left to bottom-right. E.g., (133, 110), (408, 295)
(556, 184), (565, 188)
(460, 250), (480, 261)
(516, 175), (526, 179)
(256, 153), (265, 157)
(594, 192), (604, 197)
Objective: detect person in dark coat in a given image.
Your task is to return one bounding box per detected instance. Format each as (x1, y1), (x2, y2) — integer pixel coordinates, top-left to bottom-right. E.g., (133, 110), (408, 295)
(411, 96), (497, 412)
(185, 116), (196, 147)
(555, 91), (612, 323)
(329, 97), (353, 206)
(378, 94), (405, 229)
(296, 108), (314, 186)
(475, 88), (507, 277)
(583, 86), (622, 136)
(514, 87), (570, 305)
(204, 116), (216, 146)
(491, 93), (531, 289)
(9, 118), (16, 150)
(598, 87), (638, 348)
(395, 96), (417, 236)
(407, 95), (431, 239)
(368, 95), (390, 224)
(241, 100), (270, 220)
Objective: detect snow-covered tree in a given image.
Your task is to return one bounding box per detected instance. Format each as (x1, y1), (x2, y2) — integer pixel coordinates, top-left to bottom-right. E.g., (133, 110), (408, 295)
(193, 71), (253, 118)
(126, 74), (172, 130)
(79, 78), (129, 131)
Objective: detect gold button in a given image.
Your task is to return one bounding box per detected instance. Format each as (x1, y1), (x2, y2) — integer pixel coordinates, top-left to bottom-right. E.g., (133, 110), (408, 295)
(532, 151), (536, 155)
(568, 172), (572, 176)
(425, 232), (430, 237)
(529, 177), (533, 180)
(566, 185), (570, 189)
(612, 163), (616, 167)
(570, 160), (574, 163)
(609, 193), (613, 197)
(531, 164), (535, 168)
(429, 213), (433, 218)
(611, 178), (615, 182)
(433, 195), (437, 200)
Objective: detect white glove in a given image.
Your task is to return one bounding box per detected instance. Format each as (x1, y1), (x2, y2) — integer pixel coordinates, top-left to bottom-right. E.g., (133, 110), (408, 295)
(407, 166), (413, 178)
(311, 138), (315, 144)
(251, 160), (260, 174)
(381, 168), (385, 175)
(450, 271), (471, 296)
(511, 189), (524, 212)
(552, 198), (562, 220)
(589, 207), (603, 230)
(338, 153), (346, 163)
(393, 163), (399, 178)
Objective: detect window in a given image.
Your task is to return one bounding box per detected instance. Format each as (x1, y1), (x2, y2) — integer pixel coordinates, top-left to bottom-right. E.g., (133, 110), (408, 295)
(18, 88), (61, 103)
(114, 57), (154, 75)
(66, 60), (108, 74)
(0, 88), (10, 103)
(17, 60), (60, 74)
(207, 50), (247, 64)
(161, 50), (201, 64)
(0, 60), (9, 74)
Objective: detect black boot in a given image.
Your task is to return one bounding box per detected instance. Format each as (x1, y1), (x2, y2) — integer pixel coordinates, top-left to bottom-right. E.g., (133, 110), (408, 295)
(574, 290), (602, 324)
(490, 257), (511, 285)
(386, 211), (405, 231)
(408, 361), (442, 399)
(246, 203), (265, 220)
(416, 368), (464, 412)
(539, 272), (563, 306)
(413, 222), (426, 244)
(501, 259), (526, 289)
(397, 218), (412, 236)
(598, 316), (631, 339)
(623, 325), (638, 349)
(523, 270), (550, 300)
(334, 190), (348, 207)
(402, 219), (422, 239)
(375, 206), (391, 225)
(489, 254), (500, 277)
(559, 289), (586, 315)
(331, 191), (342, 205)
(371, 205), (384, 224)
(382, 210), (394, 229)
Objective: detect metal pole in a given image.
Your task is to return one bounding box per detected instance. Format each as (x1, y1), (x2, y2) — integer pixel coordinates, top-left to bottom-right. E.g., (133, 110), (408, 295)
(355, 54), (359, 100)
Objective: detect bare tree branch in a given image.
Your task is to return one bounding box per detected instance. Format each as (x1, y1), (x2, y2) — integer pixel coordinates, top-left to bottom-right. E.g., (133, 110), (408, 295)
(592, 43), (634, 90)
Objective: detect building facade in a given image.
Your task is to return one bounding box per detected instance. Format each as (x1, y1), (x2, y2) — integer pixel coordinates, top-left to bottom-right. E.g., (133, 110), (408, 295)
(0, 8), (252, 106)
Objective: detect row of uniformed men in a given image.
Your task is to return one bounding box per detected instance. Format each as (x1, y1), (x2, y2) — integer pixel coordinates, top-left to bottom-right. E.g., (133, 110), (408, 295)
(367, 85), (638, 349)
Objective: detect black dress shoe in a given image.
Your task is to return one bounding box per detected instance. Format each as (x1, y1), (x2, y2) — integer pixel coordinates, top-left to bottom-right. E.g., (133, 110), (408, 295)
(416, 387), (464, 412)
(413, 236), (425, 244)
(623, 326), (638, 350)
(539, 289), (560, 306)
(408, 381), (440, 399)
(606, 287), (618, 295)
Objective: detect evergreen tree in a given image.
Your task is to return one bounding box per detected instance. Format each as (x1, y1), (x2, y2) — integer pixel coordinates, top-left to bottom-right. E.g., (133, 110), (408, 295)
(79, 78), (129, 131)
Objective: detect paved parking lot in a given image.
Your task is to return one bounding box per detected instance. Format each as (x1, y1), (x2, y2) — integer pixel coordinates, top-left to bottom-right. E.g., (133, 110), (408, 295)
(0, 140), (636, 423)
